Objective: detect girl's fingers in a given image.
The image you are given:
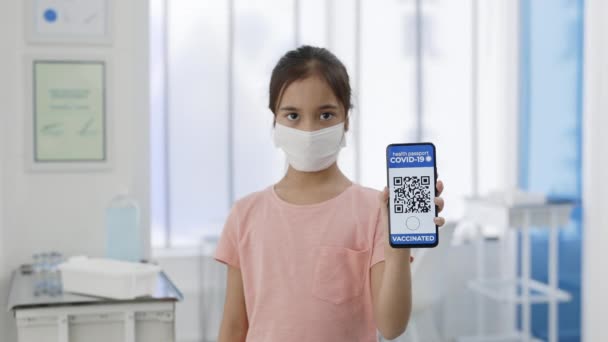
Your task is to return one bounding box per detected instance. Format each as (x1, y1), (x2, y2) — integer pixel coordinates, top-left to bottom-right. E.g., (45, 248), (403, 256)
(436, 179), (444, 196)
(379, 187), (389, 213)
(379, 186), (389, 202)
(434, 216), (445, 227)
(434, 197), (444, 213)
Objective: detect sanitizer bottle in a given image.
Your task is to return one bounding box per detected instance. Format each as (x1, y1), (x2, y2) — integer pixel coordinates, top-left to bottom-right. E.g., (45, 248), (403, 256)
(105, 189), (142, 262)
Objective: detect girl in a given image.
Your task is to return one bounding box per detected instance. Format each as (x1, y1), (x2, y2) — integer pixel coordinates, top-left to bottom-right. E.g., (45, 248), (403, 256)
(214, 45), (446, 341)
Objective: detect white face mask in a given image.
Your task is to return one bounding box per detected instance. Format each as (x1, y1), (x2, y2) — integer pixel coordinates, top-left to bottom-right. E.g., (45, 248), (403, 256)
(273, 122), (346, 172)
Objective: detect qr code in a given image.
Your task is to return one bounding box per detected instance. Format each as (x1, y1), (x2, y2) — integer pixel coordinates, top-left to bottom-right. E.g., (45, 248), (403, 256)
(393, 176), (432, 214)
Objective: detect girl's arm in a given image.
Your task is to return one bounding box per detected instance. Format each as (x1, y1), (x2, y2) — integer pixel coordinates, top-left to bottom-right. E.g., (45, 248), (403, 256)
(371, 250), (412, 339)
(218, 265), (249, 342)
(371, 182), (445, 339)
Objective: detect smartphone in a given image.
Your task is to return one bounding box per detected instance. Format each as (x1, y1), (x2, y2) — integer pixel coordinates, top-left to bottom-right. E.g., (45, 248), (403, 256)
(386, 143), (438, 248)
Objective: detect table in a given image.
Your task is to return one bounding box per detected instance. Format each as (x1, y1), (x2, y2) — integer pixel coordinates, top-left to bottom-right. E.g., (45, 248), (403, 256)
(457, 198), (574, 342)
(7, 266), (183, 342)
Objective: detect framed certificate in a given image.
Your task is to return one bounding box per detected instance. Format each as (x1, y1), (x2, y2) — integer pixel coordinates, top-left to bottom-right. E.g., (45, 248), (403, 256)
(25, 56), (113, 171)
(25, 0), (112, 45)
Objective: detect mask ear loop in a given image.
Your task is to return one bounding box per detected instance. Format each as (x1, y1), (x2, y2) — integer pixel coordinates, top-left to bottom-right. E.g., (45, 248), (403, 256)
(338, 119), (347, 148)
(272, 123), (290, 174)
(341, 108), (350, 147)
(271, 81), (289, 174)
(282, 157), (289, 174)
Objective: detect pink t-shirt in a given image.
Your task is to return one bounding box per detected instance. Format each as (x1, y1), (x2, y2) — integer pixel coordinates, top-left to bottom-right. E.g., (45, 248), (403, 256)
(214, 183), (387, 342)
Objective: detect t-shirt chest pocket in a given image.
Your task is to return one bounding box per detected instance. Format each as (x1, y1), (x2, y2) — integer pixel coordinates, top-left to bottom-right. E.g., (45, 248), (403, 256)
(311, 245), (371, 304)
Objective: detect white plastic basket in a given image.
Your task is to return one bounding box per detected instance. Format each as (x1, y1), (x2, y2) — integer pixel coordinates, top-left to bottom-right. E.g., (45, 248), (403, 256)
(58, 257), (161, 300)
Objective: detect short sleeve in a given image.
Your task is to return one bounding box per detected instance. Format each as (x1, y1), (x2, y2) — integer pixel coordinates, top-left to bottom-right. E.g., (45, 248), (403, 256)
(370, 207), (386, 267)
(214, 205), (241, 269)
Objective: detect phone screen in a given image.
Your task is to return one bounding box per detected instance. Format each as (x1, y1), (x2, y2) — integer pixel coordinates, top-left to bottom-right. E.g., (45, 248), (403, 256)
(386, 143), (438, 248)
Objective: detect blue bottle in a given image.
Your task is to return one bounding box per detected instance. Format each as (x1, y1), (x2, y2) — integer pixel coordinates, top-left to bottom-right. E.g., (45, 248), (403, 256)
(105, 189), (142, 262)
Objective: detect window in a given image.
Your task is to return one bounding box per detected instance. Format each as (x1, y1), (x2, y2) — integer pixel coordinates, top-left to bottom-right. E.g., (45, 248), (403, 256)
(150, 0), (506, 248)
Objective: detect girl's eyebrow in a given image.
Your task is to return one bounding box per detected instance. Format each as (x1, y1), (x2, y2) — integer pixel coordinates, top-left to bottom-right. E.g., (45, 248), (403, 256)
(318, 104), (339, 110)
(279, 106), (299, 111)
(278, 104), (339, 111)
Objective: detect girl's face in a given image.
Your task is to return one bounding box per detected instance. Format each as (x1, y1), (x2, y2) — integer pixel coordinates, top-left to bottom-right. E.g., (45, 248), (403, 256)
(275, 75), (348, 132)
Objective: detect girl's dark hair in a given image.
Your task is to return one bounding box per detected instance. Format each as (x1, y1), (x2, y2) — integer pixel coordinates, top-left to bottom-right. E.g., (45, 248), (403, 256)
(268, 45), (352, 115)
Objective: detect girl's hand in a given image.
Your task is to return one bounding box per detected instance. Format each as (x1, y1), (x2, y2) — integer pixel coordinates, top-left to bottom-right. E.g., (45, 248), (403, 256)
(378, 180), (446, 261)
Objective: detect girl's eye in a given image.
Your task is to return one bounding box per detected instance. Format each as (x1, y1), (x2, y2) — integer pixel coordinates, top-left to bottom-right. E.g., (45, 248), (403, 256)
(286, 113), (299, 121)
(320, 112), (335, 121)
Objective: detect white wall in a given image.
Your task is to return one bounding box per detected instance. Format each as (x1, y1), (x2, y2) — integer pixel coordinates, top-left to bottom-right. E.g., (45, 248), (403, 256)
(0, 40), (6, 338)
(0, 2), (17, 339)
(583, 0), (608, 340)
(0, 1), (150, 341)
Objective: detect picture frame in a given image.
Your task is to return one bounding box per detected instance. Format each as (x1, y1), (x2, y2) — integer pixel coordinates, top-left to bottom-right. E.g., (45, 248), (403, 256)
(24, 0), (112, 45)
(24, 54), (113, 172)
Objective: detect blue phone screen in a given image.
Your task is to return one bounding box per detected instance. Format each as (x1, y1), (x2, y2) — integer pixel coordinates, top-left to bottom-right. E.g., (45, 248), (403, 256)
(386, 144), (437, 247)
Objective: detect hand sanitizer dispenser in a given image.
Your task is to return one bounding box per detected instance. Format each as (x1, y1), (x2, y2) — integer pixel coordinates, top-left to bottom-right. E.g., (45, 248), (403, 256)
(105, 188), (142, 262)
